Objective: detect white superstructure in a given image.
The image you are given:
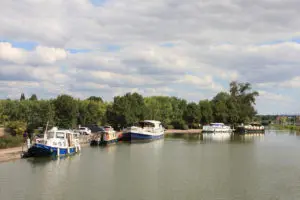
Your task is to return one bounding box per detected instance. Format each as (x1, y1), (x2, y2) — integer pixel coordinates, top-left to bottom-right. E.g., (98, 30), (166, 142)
(122, 120), (164, 140)
(202, 123), (233, 133)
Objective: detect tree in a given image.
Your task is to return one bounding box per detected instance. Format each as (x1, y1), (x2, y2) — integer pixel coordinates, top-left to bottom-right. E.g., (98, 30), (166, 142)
(229, 81), (259, 124)
(54, 95), (78, 129)
(183, 102), (201, 128)
(107, 93), (147, 129)
(87, 96), (103, 102)
(144, 96), (173, 125)
(199, 100), (213, 124)
(29, 94), (38, 101)
(211, 92), (230, 123)
(20, 93), (26, 101)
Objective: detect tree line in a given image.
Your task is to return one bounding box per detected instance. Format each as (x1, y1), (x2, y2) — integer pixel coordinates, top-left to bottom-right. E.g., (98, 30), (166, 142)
(0, 81), (259, 133)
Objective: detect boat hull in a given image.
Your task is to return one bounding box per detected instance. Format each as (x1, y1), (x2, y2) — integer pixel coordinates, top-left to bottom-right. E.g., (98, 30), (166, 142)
(235, 128), (265, 134)
(25, 143), (78, 158)
(120, 132), (164, 141)
(90, 139), (118, 146)
(100, 139), (118, 146)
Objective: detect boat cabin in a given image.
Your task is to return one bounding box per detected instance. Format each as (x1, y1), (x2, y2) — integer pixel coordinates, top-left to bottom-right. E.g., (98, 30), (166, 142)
(135, 120), (162, 129)
(36, 127), (79, 148)
(210, 123), (225, 127)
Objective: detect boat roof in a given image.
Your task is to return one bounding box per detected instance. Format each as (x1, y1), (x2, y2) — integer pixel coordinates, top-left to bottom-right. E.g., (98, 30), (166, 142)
(210, 123), (225, 125)
(48, 127), (77, 134)
(140, 120), (162, 124)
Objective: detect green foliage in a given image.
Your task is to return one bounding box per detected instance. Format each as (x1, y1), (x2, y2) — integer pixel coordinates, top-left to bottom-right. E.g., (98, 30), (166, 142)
(183, 102), (201, 127)
(87, 96), (103, 102)
(171, 119), (188, 130)
(0, 81), (259, 132)
(78, 100), (107, 126)
(166, 125), (174, 129)
(29, 94), (38, 101)
(20, 93), (26, 101)
(212, 92), (230, 123)
(54, 95), (78, 129)
(199, 100), (213, 124)
(7, 121), (27, 135)
(0, 135), (23, 149)
(107, 93), (147, 129)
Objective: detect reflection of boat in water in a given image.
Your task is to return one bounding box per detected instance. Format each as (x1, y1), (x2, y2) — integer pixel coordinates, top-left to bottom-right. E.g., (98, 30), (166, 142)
(121, 120), (164, 141)
(202, 132), (232, 142)
(23, 127), (81, 158)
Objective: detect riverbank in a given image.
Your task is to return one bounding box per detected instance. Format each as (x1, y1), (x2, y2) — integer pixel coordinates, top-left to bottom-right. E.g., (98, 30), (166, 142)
(0, 146), (23, 163)
(271, 124), (300, 131)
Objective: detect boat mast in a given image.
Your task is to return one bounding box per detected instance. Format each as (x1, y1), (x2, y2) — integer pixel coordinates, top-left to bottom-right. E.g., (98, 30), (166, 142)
(43, 121), (49, 141)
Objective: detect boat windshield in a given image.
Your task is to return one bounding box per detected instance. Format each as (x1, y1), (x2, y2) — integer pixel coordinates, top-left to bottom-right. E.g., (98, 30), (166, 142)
(139, 121), (155, 128)
(56, 132), (65, 139)
(47, 131), (55, 139)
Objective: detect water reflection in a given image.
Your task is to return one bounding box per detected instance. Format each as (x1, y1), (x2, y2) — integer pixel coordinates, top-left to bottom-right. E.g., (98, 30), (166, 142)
(165, 132), (265, 144)
(202, 133), (231, 143)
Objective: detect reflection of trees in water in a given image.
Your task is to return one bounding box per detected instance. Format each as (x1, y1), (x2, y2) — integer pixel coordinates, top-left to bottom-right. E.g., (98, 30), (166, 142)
(165, 133), (201, 141)
(165, 133), (265, 144)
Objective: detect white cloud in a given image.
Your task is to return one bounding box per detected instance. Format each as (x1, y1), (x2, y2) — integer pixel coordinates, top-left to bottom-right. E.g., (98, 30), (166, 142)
(0, 42), (26, 64)
(1, 0), (300, 113)
(0, 42), (67, 65)
(178, 75), (224, 91)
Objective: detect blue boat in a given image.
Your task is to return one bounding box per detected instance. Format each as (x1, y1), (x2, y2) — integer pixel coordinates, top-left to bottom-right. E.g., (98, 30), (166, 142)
(121, 120), (164, 141)
(24, 127), (81, 158)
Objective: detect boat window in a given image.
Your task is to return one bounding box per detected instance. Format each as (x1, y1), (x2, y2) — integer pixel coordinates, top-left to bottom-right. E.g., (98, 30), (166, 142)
(47, 132), (55, 139)
(56, 132), (65, 139)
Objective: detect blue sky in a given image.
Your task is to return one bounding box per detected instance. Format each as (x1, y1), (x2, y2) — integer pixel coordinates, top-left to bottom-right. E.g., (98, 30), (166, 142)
(1, 0), (300, 114)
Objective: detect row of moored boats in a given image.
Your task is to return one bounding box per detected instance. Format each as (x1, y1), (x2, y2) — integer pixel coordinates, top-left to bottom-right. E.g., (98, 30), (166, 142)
(21, 120), (264, 159)
(22, 120), (164, 158)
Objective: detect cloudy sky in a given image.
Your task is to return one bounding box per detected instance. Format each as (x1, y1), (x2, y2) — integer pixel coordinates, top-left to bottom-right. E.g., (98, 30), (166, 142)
(1, 0), (300, 114)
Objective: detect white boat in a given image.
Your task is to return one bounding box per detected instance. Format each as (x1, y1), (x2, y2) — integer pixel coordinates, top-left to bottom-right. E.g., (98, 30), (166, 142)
(90, 125), (118, 146)
(121, 120), (164, 141)
(202, 123), (233, 133)
(24, 127), (81, 158)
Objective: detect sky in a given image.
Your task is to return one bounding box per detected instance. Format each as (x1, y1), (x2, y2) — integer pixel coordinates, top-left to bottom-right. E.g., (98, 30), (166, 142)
(1, 0), (300, 114)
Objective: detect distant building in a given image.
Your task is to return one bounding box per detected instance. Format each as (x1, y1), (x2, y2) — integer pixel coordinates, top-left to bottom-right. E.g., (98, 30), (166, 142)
(295, 116), (300, 126)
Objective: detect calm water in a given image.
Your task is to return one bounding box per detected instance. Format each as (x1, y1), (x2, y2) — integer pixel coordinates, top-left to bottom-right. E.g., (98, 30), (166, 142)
(1, 129), (300, 200)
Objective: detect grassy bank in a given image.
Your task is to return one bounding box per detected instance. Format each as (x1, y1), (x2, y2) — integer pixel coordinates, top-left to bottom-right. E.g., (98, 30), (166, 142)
(0, 135), (23, 149)
(271, 124), (300, 131)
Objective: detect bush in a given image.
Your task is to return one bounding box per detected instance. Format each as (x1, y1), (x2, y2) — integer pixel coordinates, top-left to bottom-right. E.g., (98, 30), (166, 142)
(0, 135), (23, 149)
(183, 124), (189, 130)
(190, 123), (200, 129)
(166, 125), (174, 129)
(7, 121), (27, 136)
(171, 120), (188, 130)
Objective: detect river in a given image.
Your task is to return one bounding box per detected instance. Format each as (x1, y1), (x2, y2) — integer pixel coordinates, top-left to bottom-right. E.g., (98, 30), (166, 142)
(1, 129), (300, 200)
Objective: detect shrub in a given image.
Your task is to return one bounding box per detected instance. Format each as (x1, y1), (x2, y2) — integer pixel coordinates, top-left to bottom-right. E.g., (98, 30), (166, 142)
(190, 123), (200, 129)
(171, 120), (188, 130)
(6, 121), (27, 136)
(183, 124), (189, 130)
(0, 135), (23, 149)
(166, 125), (174, 130)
